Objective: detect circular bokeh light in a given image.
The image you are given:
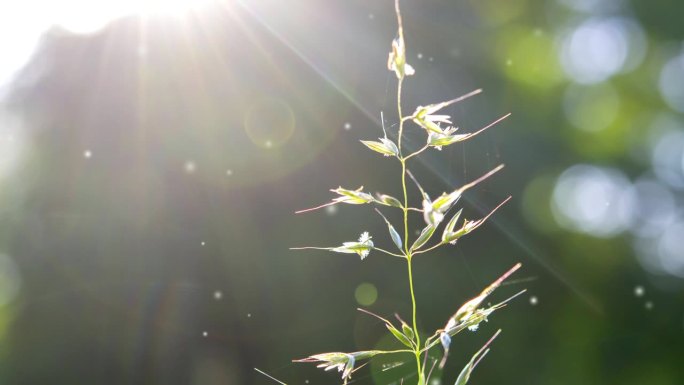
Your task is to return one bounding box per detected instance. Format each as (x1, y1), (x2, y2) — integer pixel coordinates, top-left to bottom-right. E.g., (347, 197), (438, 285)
(244, 98), (296, 149)
(354, 282), (378, 307)
(551, 165), (633, 237)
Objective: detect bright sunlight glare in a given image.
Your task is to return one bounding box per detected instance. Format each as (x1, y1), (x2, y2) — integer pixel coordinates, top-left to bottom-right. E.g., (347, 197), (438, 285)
(50, 0), (217, 33)
(0, 0), (217, 90)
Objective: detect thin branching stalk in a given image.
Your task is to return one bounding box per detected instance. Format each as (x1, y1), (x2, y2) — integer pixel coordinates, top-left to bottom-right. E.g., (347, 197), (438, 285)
(290, 1), (522, 384)
(391, 10), (423, 378)
(395, 45), (424, 385)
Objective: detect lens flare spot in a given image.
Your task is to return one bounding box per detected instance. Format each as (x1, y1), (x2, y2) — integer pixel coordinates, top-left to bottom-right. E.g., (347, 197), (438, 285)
(634, 286), (645, 297)
(659, 54), (684, 113)
(497, 26), (564, 89)
(325, 205), (338, 215)
(559, 17), (645, 84)
(563, 83), (619, 132)
(628, 178), (676, 237)
(244, 98), (295, 149)
(551, 165), (633, 237)
(655, 220), (684, 278)
(650, 116), (684, 189)
(521, 174), (557, 233)
(137, 44), (148, 57)
(354, 282), (378, 307)
(184, 160), (196, 174)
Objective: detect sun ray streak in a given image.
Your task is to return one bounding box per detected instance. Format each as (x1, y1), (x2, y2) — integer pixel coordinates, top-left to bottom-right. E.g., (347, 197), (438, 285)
(234, 0), (600, 314)
(234, 0), (384, 130)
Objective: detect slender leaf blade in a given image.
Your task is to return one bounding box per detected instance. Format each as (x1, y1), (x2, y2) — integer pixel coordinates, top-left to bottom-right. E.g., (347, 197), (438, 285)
(411, 224), (436, 251)
(386, 324), (413, 348)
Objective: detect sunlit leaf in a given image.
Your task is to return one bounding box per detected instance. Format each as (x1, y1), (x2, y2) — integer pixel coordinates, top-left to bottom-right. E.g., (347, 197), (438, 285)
(332, 186), (374, 205)
(387, 0), (415, 79)
(432, 191), (461, 212)
(428, 132), (471, 149)
(377, 194), (403, 208)
(454, 330), (501, 385)
(357, 308), (413, 348)
(442, 209), (463, 243)
(292, 233), (375, 260)
(375, 209), (403, 252)
(412, 89), (482, 120)
(449, 263), (521, 327)
(361, 138), (399, 157)
(411, 224), (436, 251)
(294, 350), (383, 381)
(444, 197), (510, 245)
(331, 232), (374, 260)
(386, 323), (413, 348)
(401, 322), (415, 341)
(428, 113), (511, 150)
(388, 38), (414, 79)
(411, 90), (483, 135)
(421, 166), (503, 226)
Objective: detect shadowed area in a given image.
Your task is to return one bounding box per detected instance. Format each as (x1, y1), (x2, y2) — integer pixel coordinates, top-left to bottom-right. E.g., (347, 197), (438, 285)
(0, 0), (682, 384)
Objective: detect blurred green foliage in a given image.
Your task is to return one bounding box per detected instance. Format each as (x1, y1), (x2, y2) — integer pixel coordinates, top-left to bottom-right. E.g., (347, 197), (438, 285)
(0, 0), (682, 384)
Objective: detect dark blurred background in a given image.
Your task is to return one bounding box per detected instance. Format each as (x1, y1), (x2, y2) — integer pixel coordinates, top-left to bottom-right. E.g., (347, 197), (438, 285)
(0, 0), (683, 384)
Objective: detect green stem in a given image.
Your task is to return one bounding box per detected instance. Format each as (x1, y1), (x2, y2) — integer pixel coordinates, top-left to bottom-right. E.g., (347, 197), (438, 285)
(397, 68), (423, 385)
(407, 255), (423, 383)
(397, 78), (405, 154)
(403, 144), (430, 161)
(377, 349), (415, 355)
(412, 241), (444, 255)
(373, 247), (406, 258)
(421, 334), (442, 354)
(401, 162), (409, 253)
